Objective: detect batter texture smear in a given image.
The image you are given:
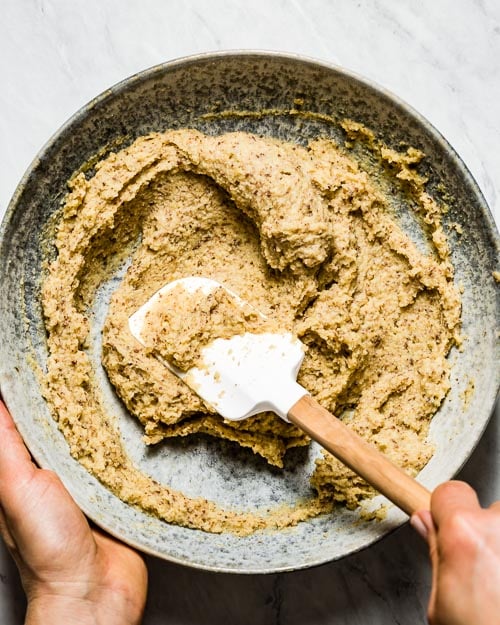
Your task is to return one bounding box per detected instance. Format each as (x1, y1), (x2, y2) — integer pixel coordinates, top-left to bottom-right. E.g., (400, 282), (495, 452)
(41, 127), (461, 534)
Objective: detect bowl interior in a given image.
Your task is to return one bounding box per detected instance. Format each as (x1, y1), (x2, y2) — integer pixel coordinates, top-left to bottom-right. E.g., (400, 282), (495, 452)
(1, 52), (498, 573)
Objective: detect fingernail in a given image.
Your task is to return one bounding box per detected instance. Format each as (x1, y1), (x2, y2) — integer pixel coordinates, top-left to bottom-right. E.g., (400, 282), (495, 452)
(410, 513), (429, 541)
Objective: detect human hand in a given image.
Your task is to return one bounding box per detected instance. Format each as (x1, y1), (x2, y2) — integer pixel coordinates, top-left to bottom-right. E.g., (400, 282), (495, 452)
(0, 400), (148, 625)
(411, 481), (500, 625)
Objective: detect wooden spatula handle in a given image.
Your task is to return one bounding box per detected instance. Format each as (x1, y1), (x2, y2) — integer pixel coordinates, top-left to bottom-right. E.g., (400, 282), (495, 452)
(288, 395), (431, 515)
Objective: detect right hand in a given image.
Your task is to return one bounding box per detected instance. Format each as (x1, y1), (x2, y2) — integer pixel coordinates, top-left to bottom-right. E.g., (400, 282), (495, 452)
(411, 480), (500, 625)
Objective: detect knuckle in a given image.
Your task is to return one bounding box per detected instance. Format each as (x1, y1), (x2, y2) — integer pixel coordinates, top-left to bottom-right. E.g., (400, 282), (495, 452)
(41, 469), (61, 484)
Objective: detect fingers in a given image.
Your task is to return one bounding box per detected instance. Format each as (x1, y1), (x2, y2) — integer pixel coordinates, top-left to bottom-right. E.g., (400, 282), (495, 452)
(394, 482), (500, 625)
(0, 401), (37, 495)
(411, 480), (482, 618)
(0, 503), (17, 551)
(422, 483), (480, 625)
(0, 401), (38, 564)
(0, 400), (94, 557)
(429, 480), (485, 583)
(430, 481), (479, 529)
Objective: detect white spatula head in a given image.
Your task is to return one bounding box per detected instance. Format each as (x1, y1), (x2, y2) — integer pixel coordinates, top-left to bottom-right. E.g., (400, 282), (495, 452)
(129, 278), (434, 516)
(128, 277), (307, 422)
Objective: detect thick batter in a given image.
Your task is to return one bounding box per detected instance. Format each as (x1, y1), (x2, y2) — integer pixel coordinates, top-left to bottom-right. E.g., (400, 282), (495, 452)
(140, 283), (277, 371)
(41, 127), (461, 533)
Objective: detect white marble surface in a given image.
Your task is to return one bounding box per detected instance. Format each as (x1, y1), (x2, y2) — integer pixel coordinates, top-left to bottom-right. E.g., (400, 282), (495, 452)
(0, 1), (498, 623)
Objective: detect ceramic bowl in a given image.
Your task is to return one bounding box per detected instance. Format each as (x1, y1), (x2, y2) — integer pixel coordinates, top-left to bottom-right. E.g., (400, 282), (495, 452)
(0, 51), (498, 573)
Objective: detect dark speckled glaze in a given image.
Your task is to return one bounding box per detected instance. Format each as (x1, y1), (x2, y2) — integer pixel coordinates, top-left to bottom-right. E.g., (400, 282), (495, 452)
(0, 52), (498, 573)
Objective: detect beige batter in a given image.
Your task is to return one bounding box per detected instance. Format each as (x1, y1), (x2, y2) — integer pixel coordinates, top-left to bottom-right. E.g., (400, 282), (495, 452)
(41, 126), (461, 533)
(140, 284), (277, 371)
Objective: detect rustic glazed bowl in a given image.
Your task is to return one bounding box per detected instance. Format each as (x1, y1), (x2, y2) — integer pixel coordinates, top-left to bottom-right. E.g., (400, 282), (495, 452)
(0, 51), (499, 573)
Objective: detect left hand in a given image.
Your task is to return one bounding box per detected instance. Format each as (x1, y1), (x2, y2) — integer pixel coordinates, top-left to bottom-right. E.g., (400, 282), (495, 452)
(0, 399), (148, 625)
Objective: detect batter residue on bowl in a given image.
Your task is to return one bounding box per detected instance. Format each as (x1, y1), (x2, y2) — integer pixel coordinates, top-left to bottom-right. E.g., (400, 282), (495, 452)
(41, 126), (461, 534)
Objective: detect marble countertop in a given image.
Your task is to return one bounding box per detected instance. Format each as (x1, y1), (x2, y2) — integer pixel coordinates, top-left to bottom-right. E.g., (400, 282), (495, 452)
(0, 1), (498, 623)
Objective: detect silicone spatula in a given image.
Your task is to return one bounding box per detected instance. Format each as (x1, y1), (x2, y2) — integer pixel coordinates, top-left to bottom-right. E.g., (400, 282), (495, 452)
(129, 276), (431, 515)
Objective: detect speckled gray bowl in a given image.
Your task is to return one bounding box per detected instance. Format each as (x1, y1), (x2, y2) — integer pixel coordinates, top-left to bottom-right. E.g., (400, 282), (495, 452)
(0, 51), (499, 574)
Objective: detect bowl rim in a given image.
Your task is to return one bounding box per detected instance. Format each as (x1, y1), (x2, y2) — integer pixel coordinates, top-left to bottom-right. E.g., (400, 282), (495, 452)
(2, 50), (499, 243)
(1, 50), (499, 574)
